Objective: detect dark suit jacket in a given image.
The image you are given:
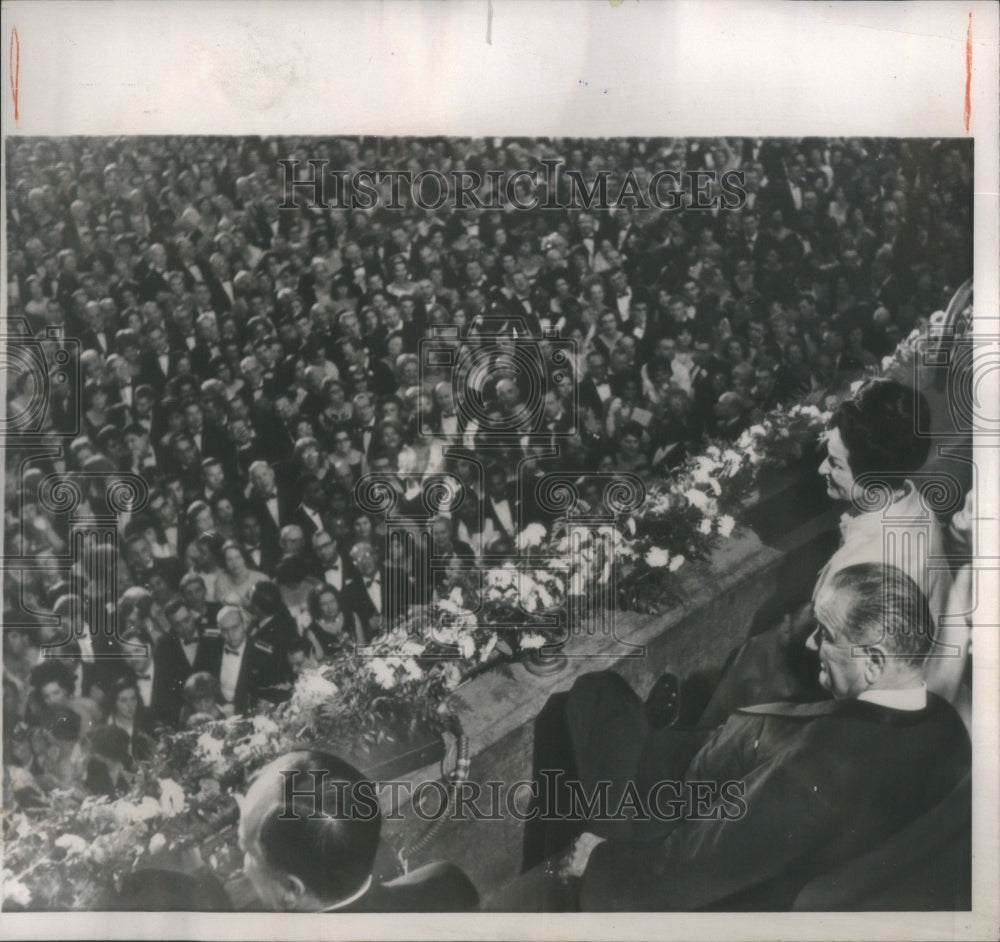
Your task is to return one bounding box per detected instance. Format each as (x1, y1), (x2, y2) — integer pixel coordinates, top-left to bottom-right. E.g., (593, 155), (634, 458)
(341, 862), (479, 912)
(579, 693), (971, 911)
(151, 632), (199, 729)
(193, 633), (281, 715)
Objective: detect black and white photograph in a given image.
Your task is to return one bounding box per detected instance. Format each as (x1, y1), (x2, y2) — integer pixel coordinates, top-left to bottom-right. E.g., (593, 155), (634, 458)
(1, 3), (997, 940)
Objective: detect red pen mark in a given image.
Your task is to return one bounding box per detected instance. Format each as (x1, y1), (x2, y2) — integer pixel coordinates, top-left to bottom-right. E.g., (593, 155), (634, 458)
(9, 26), (19, 121)
(964, 12), (972, 132)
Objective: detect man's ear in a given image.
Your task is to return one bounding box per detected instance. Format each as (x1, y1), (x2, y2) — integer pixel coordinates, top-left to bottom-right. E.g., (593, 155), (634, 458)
(282, 873), (308, 908)
(863, 644), (887, 684)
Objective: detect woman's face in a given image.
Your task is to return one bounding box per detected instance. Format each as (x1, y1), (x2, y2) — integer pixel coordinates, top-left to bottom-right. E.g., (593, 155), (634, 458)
(353, 516), (373, 541)
(225, 546), (247, 576)
(116, 687), (139, 720)
(319, 592), (340, 620)
(195, 508), (214, 533)
(817, 428), (856, 502)
(382, 424), (401, 450)
(215, 498), (234, 523)
(40, 681), (67, 710)
(301, 444), (320, 469)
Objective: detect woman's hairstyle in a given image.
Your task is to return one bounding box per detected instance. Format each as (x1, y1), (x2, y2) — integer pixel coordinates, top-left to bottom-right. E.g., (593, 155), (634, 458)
(307, 584), (341, 621)
(29, 659), (74, 695)
(829, 378), (930, 484)
(182, 671), (220, 706)
(110, 675), (140, 709)
(221, 540), (250, 569)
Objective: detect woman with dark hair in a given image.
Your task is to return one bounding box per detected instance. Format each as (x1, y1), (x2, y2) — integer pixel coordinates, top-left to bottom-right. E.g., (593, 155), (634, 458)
(303, 585), (360, 660)
(105, 676), (155, 762)
(700, 377), (950, 723)
(214, 540), (268, 607)
(276, 555), (320, 633)
(179, 671), (225, 728)
(209, 491), (238, 541)
(82, 379), (109, 442)
(367, 418), (404, 467)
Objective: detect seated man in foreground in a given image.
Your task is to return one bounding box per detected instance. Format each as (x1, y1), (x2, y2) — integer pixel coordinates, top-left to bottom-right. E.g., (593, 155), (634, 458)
(238, 749), (479, 912)
(553, 563), (970, 910)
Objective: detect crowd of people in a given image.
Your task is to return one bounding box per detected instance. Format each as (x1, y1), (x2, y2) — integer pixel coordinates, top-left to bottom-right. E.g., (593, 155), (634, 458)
(3, 135), (973, 813)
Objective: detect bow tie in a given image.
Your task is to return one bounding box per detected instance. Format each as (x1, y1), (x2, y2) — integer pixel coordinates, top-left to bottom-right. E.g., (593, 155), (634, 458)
(224, 646), (242, 656)
(365, 577), (380, 587)
(135, 672), (152, 682)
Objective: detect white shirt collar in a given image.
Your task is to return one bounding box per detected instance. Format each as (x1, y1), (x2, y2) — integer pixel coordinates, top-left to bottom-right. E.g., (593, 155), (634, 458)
(857, 683), (927, 712)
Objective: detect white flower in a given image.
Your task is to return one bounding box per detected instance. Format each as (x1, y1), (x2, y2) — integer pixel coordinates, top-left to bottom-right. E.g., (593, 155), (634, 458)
(516, 522), (548, 550)
(457, 635), (476, 660)
(290, 669), (340, 712)
(669, 554), (686, 572)
(718, 514), (736, 538)
(2, 872), (31, 908)
(849, 379), (864, 394)
(157, 778), (187, 817)
(113, 795), (162, 825)
(748, 424), (767, 438)
(519, 633), (547, 650)
(401, 658), (424, 681)
(448, 586), (465, 607)
(369, 659), (398, 689)
(252, 715), (279, 736)
(148, 833), (167, 855)
(644, 546), (670, 568)
(196, 730), (226, 767)
(479, 633), (498, 663)
(683, 488), (711, 512)
(55, 833), (88, 857)
(698, 517), (713, 535)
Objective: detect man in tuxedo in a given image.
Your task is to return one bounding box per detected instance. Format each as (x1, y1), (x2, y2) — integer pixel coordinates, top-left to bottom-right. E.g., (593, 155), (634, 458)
(578, 350), (612, 420)
(342, 542), (394, 642)
(138, 324), (177, 395)
(482, 463), (520, 545)
(290, 479), (327, 545)
(179, 573), (222, 638)
(238, 750), (478, 912)
(194, 605), (279, 716)
(547, 564), (971, 912)
(311, 529), (351, 593)
(151, 598), (203, 728)
(246, 460), (286, 566)
(246, 580), (299, 662)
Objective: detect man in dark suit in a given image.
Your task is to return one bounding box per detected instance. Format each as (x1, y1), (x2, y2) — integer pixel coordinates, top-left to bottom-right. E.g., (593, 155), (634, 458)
(246, 460), (287, 567)
(546, 564), (971, 912)
(238, 750), (479, 912)
(342, 541), (398, 642)
(245, 580), (299, 662)
(194, 605), (280, 716)
(151, 597), (202, 728)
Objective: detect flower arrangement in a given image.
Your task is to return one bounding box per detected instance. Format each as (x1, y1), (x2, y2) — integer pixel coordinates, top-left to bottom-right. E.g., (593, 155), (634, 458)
(1, 315), (937, 911)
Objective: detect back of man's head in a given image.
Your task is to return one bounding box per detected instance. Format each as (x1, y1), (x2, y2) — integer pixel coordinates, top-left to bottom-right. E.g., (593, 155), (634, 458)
(826, 562), (933, 670)
(241, 750), (381, 908)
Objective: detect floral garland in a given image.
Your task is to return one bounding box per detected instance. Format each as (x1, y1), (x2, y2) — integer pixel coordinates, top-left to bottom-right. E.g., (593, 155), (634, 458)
(1, 318), (935, 911)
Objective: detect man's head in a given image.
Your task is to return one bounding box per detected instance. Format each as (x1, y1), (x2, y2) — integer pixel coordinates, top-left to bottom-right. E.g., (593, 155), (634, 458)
(238, 751), (381, 911)
(807, 563), (934, 699)
(217, 605), (247, 649)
